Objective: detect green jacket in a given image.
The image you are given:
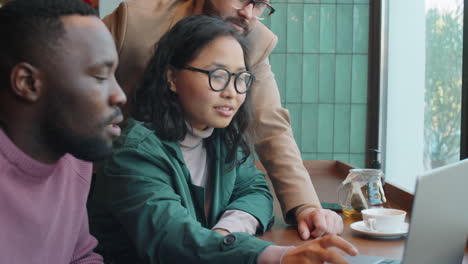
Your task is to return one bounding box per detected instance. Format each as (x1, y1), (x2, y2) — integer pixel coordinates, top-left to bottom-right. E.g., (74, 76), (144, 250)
(88, 119), (274, 264)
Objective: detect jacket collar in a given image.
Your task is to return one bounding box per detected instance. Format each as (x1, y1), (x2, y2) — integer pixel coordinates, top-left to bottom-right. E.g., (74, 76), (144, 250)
(161, 140), (185, 164)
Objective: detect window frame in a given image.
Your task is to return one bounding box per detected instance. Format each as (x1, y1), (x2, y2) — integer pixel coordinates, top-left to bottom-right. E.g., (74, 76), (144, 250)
(366, 0), (383, 169)
(369, 0), (467, 210)
(461, 0), (468, 159)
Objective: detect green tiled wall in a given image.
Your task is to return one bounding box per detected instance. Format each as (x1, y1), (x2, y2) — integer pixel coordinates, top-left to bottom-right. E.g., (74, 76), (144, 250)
(264, 0), (369, 167)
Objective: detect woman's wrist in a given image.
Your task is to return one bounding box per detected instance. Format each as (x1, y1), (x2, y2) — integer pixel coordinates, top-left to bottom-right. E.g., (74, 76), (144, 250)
(213, 228), (230, 236)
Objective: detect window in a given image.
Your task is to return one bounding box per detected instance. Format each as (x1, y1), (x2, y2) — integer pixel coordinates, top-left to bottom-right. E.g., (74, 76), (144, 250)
(99, 0), (124, 18)
(382, 0), (464, 193)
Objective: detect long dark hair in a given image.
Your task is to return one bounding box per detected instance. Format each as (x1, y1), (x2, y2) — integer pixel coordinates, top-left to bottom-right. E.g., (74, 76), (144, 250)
(133, 15), (254, 167)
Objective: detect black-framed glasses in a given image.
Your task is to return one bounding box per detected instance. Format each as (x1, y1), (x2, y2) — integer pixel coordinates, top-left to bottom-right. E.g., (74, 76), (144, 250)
(182, 65), (255, 94)
(232, 0), (275, 20)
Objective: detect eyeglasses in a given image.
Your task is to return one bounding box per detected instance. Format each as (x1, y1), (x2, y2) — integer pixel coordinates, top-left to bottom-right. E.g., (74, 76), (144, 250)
(182, 65), (255, 94)
(232, 0), (275, 20)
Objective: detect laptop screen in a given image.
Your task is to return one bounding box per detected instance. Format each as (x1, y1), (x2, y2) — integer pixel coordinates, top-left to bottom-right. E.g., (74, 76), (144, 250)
(402, 158), (468, 264)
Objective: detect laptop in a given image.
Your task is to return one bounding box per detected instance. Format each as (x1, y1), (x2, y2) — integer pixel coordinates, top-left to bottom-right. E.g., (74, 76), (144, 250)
(345, 158), (468, 264)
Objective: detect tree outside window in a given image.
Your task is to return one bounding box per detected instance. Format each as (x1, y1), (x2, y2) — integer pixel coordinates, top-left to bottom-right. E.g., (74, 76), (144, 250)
(424, 3), (463, 169)
(384, 0), (463, 192)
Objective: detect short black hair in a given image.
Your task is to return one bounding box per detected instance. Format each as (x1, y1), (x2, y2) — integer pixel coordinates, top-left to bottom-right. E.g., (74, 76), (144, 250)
(0, 0), (98, 88)
(134, 15), (254, 167)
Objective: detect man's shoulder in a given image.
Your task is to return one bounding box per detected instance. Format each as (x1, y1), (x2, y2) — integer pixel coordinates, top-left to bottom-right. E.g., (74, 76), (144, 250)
(104, 0), (192, 27)
(111, 0), (178, 10)
(248, 22), (277, 43)
(61, 155), (93, 184)
(246, 22), (278, 65)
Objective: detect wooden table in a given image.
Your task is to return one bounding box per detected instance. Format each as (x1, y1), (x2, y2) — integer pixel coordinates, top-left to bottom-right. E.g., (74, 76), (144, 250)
(256, 160), (468, 263)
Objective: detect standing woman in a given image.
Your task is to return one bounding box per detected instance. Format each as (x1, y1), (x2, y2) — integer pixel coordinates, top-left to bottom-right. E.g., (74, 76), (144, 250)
(88, 15), (356, 264)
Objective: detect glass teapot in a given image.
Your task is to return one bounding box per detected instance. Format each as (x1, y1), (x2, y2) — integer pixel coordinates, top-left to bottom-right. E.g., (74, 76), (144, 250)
(338, 169), (387, 220)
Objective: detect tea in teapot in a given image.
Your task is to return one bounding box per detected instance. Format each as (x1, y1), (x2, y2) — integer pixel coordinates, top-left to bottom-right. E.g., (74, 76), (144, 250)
(338, 169), (387, 220)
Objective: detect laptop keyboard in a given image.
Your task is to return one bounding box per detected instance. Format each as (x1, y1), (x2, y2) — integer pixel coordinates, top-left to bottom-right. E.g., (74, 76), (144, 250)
(379, 259), (401, 264)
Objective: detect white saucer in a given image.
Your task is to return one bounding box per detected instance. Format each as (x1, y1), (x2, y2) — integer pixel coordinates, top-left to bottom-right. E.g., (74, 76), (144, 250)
(350, 221), (409, 238)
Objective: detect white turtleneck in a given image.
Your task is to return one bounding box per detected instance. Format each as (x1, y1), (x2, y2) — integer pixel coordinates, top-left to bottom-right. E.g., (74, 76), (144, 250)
(179, 125), (291, 264)
(179, 125), (214, 188)
(179, 125), (260, 235)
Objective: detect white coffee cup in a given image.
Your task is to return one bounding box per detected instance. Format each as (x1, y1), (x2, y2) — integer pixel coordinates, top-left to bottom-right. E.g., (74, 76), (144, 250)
(362, 208), (406, 233)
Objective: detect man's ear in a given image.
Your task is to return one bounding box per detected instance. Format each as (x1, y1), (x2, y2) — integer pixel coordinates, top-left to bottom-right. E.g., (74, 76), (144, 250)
(10, 62), (43, 102)
(166, 66), (177, 93)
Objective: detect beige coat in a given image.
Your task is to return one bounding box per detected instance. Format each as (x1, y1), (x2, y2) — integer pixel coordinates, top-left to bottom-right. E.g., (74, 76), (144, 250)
(103, 0), (321, 221)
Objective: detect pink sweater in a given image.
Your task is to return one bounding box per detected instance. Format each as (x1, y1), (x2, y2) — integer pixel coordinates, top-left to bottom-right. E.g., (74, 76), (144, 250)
(0, 130), (103, 264)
